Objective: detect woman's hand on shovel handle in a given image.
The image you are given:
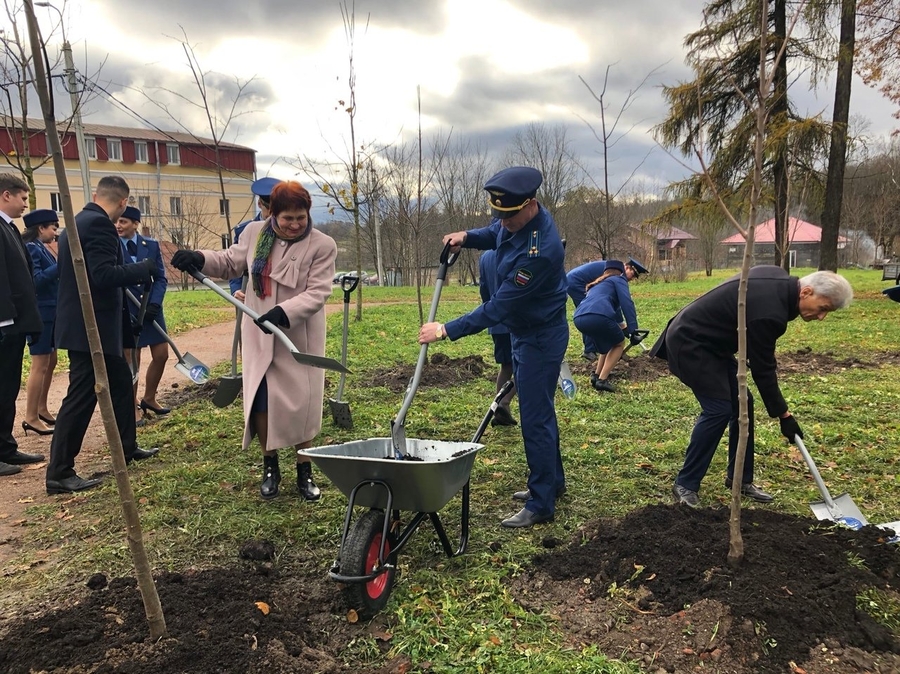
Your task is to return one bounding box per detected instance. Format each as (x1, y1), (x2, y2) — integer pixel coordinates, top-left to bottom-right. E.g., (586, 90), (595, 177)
(442, 231), (467, 253)
(419, 322), (445, 345)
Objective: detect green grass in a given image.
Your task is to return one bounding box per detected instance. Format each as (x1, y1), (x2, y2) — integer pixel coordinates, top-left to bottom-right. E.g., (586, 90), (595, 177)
(5, 267), (899, 671)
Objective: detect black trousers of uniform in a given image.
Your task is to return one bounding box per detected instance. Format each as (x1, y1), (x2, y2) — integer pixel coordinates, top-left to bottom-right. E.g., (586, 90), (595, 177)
(0, 332), (26, 460)
(46, 349), (137, 481)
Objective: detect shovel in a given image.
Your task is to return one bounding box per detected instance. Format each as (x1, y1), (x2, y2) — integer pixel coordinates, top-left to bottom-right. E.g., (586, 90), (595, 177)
(125, 289), (211, 384)
(391, 243), (458, 458)
(328, 274), (360, 428)
(188, 269), (349, 374)
(212, 304), (244, 407)
(129, 285), (151, 385)
(794, 434), (868, 530)
(624, 329), (650, 355)
(558, 361), (576, 399)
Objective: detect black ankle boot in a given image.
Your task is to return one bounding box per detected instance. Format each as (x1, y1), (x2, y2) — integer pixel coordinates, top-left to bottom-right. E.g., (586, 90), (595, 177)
(260, 455), (281, 500)
(297, 462), (321, 501)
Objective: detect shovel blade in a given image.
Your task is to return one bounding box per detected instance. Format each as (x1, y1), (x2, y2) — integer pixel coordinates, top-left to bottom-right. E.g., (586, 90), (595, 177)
(328, 398), (353, 429)
(212, 376), (243, 408)
(810, 492), (869, 529)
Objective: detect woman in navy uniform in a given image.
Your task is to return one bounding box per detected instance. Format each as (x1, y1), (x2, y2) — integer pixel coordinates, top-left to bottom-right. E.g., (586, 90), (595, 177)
(116, 206), (170, 421)
(573, 259), (641, 393)
(419, 166), (569, 528)
(21, 209), (60, 435)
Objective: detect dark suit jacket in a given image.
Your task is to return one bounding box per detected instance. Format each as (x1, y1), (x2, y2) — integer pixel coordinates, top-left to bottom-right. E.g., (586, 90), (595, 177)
(26, 240), (59, 322)
(651, 266), (800, 418)
(55, 203), (151, 355)
(0, 217), (41, 336)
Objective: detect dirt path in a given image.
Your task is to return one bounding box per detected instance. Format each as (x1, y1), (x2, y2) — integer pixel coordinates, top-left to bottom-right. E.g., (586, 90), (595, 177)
(0, 304), (347, 569)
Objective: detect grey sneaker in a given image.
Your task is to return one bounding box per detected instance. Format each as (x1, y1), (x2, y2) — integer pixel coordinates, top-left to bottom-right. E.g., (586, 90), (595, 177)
(672, 483), (699, 508)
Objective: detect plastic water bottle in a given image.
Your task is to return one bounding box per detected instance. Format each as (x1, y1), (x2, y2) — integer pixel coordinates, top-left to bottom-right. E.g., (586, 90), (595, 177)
(561, 378), (576, 399)
(189, 364), (210, 384)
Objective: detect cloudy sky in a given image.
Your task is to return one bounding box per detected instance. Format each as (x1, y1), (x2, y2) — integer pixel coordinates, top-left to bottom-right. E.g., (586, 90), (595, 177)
(25, 0), (900, 208)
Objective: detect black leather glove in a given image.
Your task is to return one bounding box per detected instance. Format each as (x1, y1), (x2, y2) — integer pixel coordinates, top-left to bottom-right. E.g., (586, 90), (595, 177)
(254, 306), (289, 334)
(171, 250), (205, 272)
(144, 303), (161, 323)
(141, 258), (157, 281)
(629, 332), (643, 346)
(131, 314), (144, 336)
(780, 414), (804, 442)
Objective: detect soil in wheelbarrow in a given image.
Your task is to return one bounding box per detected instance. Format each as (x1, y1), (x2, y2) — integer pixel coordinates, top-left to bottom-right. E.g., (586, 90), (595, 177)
(0, 558), (383, 674)
(510, 504), (900, 674)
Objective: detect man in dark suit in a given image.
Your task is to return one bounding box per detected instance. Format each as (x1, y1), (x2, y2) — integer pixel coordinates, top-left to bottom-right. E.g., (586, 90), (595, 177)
(0, 174), (45, 476)
(46, 176), (161, 494)
(650, 266), (854, 507)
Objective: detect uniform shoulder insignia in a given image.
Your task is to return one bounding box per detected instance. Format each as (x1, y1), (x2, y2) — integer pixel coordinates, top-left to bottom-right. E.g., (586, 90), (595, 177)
(527, 229), (541, 258)
(514, 268), (533, 287)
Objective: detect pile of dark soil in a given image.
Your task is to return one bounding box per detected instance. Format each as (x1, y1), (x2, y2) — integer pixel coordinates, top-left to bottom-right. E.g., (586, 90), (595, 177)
(366, 353), (488, 393)
(512, 505), (900, 673)
(0, 563), (379, 674)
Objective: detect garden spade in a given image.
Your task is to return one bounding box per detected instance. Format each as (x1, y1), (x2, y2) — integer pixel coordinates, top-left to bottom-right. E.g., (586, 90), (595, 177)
(188, 270), (349, 374)
(794, 435), (868, 529)
(212, 304), (244, 408)
(623, 329), (650, 355)
(558, 361), (576, 399)
(125, 289), (211, 384)
(328, 274), (360, 429)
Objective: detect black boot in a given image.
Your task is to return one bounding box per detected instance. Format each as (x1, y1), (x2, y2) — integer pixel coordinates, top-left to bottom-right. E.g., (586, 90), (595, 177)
(260, 455), (281, 500)
(297, 461), (321, 501)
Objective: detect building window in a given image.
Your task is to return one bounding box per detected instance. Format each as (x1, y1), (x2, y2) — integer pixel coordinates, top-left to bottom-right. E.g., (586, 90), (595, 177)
(138, 196), (152, 214)
(50, 192), (63, 213)
(107, 139), (122, 161)
(169, 196), (182, 216)
(84, 137), (97, 160)
(134, 141), (148, 163)
(219, 199), (229, 217)
(166, 144), (180, 165)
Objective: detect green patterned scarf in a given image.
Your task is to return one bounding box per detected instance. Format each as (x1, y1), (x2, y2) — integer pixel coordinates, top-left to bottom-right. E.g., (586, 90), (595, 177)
(251, 222), (277, 298)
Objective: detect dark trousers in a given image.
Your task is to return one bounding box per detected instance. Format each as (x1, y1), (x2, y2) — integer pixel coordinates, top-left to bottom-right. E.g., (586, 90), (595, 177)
(676, 361), (755, 492)
(0, 333), (26, 459)
(512, 321), (568, 517)
(46, 350), (137, 480)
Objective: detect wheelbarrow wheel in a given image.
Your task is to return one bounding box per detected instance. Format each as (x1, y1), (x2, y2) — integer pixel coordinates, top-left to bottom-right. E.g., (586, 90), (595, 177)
(342, 510), (397, 618)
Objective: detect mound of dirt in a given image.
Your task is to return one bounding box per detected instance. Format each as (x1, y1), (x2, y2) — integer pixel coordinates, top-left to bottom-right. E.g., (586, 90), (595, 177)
(366, 353), (489, 393)
(512, 505), (900, 674)
(0, 565), (378, 674)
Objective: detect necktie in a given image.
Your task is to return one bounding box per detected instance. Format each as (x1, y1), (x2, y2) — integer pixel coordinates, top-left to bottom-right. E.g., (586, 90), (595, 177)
(127, 240), (137, 258)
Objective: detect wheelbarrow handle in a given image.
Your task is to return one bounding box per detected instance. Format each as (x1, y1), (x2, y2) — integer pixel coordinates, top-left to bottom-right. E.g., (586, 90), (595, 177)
(471, 380), (515, 444)
(189, 270), (350, 374)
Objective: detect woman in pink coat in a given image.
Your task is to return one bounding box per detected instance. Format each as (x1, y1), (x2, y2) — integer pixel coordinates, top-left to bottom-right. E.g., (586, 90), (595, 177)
(172, 181), (336, 501)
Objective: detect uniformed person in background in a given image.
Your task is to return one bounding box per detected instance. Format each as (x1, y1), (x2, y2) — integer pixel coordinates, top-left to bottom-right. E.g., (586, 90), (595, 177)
(230, 177), (282, 300)
(419, 166), (568, 528)
(567, 257), (648, 361)
(478, 249), (517, 427)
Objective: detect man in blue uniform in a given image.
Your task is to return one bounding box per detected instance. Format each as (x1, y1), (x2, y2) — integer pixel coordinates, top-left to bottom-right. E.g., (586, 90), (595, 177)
(567, 257), (648, 360)
(229, 177), (281, 299)
(419, 166), (568, 528)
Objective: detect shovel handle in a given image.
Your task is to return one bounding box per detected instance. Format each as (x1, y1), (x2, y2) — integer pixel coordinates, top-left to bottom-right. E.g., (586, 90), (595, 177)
(794, 435), (839, 510)
(341, 274), (360, 297)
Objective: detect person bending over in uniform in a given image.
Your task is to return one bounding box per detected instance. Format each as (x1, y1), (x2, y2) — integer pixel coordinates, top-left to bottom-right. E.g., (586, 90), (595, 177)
(573, 260), (641, 393)
(478, 249), (517, 426)
(419, 166), (568, 529)
(230, 178), (281, 301)
(650, 266), (853, 508)
(567, 257), (647, 361)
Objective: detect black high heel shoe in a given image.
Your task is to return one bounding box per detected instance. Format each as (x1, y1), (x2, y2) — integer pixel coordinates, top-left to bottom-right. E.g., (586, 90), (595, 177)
(39, 414), (56, 426)
(139, 400), (171, 415)
(22, 421), (53, 436)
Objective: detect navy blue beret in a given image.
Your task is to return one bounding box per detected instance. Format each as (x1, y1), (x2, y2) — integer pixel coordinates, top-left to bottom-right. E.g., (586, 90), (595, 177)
(121, 206), (141, 222)
(251, 177), (282, 198)
(628, 257), (649, 275)
(606, 259), (626, 274)
(484, 166), (542, 219)
(23, 209), (59, 228)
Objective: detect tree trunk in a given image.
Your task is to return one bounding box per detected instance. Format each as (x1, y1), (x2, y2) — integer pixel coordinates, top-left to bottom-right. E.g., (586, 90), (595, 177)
(819, 0), (856, 272)
(772, 0), (790, 270)
(24, 0), (167, 640)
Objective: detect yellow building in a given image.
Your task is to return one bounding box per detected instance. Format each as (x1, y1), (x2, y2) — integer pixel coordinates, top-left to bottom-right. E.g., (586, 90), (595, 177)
(1, 118), (257, 249)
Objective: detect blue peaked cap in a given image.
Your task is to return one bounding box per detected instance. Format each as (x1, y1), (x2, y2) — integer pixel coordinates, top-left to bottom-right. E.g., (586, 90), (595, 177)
(251, 177), (282, 198)
(484, 166), (542, 219)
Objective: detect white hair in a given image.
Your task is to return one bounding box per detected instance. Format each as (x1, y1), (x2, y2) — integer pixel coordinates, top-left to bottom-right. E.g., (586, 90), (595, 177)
(798, 271), (853, 309)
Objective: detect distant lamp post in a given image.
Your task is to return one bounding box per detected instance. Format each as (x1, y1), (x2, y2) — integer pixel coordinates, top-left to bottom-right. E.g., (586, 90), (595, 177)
(36, 2), (92, 203)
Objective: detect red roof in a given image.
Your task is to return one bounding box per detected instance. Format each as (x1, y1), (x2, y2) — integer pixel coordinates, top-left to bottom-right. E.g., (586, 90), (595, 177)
(721, 218), (846, 244)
